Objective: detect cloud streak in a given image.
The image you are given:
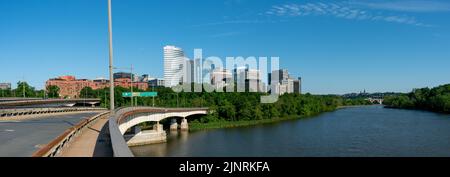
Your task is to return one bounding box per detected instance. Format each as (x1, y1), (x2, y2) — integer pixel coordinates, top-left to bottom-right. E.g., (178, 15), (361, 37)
(265, 2), (432, 27)
(209, 31), (242, 38)
(191, 20), (269, 27)
(348, 0), (450, 12)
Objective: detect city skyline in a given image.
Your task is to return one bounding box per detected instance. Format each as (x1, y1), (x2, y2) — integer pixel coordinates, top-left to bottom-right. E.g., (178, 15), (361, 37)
(1, 0), (450, 94)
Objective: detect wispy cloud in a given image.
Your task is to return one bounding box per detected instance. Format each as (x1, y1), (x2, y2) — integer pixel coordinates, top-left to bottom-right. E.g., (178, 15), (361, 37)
(265, 2), (433, 27)
(209, 31), (242, 38)
(191, 20), (274, 27)
(348, 0), (450, 12)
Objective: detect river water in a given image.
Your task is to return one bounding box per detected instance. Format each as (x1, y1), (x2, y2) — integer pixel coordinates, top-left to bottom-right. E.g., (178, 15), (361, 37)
(131, 105), (450, 157)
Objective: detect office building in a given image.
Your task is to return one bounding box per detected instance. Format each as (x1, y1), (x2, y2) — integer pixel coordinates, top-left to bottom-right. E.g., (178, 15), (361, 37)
(164, 45), (185, 87)
(232, 67), (264, 92)
(114, 72), (132, 80)
(183, 59), (195, 84)
(210, 68), (233, 90)
(149, 78), (165, 87)
(293, 77), (302, 94)
(269, 69), (302, 95)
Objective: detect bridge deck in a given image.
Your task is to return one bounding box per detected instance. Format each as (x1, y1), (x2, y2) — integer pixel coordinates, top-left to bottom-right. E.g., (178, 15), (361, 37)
(0, 112), (101, 157)
(58, 115), (113, 157)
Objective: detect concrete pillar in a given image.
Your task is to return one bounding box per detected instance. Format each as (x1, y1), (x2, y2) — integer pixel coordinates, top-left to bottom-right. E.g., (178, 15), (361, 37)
(170, 118), (178, 131)
(153, 122), (163, 132)
(180, 118), (188, 131)
(134, 126), (141, 135)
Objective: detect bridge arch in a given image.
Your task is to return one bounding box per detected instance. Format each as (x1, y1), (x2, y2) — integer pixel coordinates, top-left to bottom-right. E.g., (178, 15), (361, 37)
(118, 110), (207, 135)
(109, 107), (209, 157)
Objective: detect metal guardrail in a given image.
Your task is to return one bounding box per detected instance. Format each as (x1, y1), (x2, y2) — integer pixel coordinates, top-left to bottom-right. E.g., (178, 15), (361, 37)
(31, 111), (110, 157)
(109, 107), (209, 157)
(0, 107), (107, 118)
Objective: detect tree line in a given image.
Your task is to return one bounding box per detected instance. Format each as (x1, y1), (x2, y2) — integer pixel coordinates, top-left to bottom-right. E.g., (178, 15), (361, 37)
(78, 85), (372, 122)
(384, 84), (450, 113)
(0, 82), (57, 98)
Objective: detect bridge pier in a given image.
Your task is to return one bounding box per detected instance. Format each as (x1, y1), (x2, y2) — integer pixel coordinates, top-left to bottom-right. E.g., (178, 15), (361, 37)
(152, 121), (163, 132)
(180, 118), (188, 131)
(170, 119), (178, 131)
(126, 121), (167, 147)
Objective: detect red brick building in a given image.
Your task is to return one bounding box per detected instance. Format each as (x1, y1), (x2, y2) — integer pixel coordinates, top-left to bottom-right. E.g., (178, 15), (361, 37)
(46, 75), (148, 98)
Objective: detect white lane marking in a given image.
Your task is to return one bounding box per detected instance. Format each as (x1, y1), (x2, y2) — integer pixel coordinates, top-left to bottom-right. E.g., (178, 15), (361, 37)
(4, 129), (15, 132)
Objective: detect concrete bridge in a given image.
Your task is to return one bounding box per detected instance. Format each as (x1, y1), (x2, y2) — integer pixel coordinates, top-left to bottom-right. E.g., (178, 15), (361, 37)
(109, 107), (208, 157)
(366, 98), (384, 105)
(0, 98), (101, 108)
(0, 107), (107, 119)
(28, 107), (208, 157)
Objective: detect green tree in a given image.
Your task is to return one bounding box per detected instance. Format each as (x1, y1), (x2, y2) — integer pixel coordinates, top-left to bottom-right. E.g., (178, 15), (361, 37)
(14, 81), (35, 97)
(0, 88), (12, 97)
(47, 85), (60, 98)
(79, 86), (97, 98)
(254, 105), (263, 120)
(238, 101), (253, 120)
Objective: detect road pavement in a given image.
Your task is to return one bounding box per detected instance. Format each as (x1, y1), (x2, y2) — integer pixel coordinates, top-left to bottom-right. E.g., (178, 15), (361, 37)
(0, 112), (101, 157)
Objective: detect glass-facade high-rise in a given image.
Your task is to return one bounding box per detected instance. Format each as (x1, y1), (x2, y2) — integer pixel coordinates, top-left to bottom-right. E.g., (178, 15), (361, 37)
(164, 45), (185, 87)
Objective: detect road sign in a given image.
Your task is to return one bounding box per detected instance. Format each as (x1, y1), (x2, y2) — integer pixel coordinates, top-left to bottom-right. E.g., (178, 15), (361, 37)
(122, 92), (157, 97)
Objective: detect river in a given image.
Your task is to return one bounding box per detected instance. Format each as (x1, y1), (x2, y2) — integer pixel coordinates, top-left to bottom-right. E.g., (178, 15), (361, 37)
(130, 105), (450, 157)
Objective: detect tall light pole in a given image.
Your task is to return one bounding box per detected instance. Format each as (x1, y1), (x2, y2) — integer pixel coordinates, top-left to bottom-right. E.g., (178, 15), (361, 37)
(108, 0), (115, 111)
(130, 64), (134, 107)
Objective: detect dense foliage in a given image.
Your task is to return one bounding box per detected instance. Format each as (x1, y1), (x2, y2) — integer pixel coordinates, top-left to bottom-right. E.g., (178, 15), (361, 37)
(384, 84), (450, 113)
(0, 82), (46, 98)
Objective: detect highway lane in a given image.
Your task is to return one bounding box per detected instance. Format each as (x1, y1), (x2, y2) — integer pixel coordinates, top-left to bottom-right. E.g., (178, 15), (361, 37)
(0, 112), (101, 157)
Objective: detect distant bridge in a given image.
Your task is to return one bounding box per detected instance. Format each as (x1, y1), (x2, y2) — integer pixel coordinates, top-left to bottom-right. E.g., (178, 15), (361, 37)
(0, 107), (107, 119)
(366, 98), (384, 105)
(0, 98), (101, 108)
(0, 97), (43, 102)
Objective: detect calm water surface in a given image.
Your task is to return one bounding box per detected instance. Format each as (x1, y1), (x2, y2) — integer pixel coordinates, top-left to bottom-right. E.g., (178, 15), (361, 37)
(131, 106), (450, 157)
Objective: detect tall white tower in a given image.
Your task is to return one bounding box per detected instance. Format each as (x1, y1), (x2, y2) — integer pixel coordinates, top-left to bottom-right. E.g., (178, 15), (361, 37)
(164, 45), (185, 87)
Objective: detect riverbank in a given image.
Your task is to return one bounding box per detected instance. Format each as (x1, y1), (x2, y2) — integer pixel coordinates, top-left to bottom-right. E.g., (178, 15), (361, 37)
(189, 116), (299, 131)
(337, 105), (372, 109)
(189, 105), (375, 131)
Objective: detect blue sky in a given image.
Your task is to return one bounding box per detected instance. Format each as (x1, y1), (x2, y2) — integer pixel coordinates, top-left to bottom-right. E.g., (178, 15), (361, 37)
(0, 0), (449, 94)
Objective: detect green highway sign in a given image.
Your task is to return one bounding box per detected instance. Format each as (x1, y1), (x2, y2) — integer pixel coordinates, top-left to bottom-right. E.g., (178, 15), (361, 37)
(139, 92), (158, 97)
(122, 92), (157, 97)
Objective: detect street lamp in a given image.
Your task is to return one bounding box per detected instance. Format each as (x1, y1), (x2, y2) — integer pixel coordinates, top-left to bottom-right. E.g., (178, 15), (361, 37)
(108, 0), (115, 111)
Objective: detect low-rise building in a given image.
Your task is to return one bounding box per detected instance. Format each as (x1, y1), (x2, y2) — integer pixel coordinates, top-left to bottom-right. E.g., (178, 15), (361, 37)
(0, 83), (11, 90)
(149, 78), (165, 87)
(46, 75), (148, 98)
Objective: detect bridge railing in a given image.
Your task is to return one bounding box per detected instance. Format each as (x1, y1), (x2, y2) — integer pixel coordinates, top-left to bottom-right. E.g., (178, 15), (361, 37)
(31, 111), (110, 157)
(0, 98), (101, 107)
(0, 107), (107, 118)
(109, 107), (209, 157)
